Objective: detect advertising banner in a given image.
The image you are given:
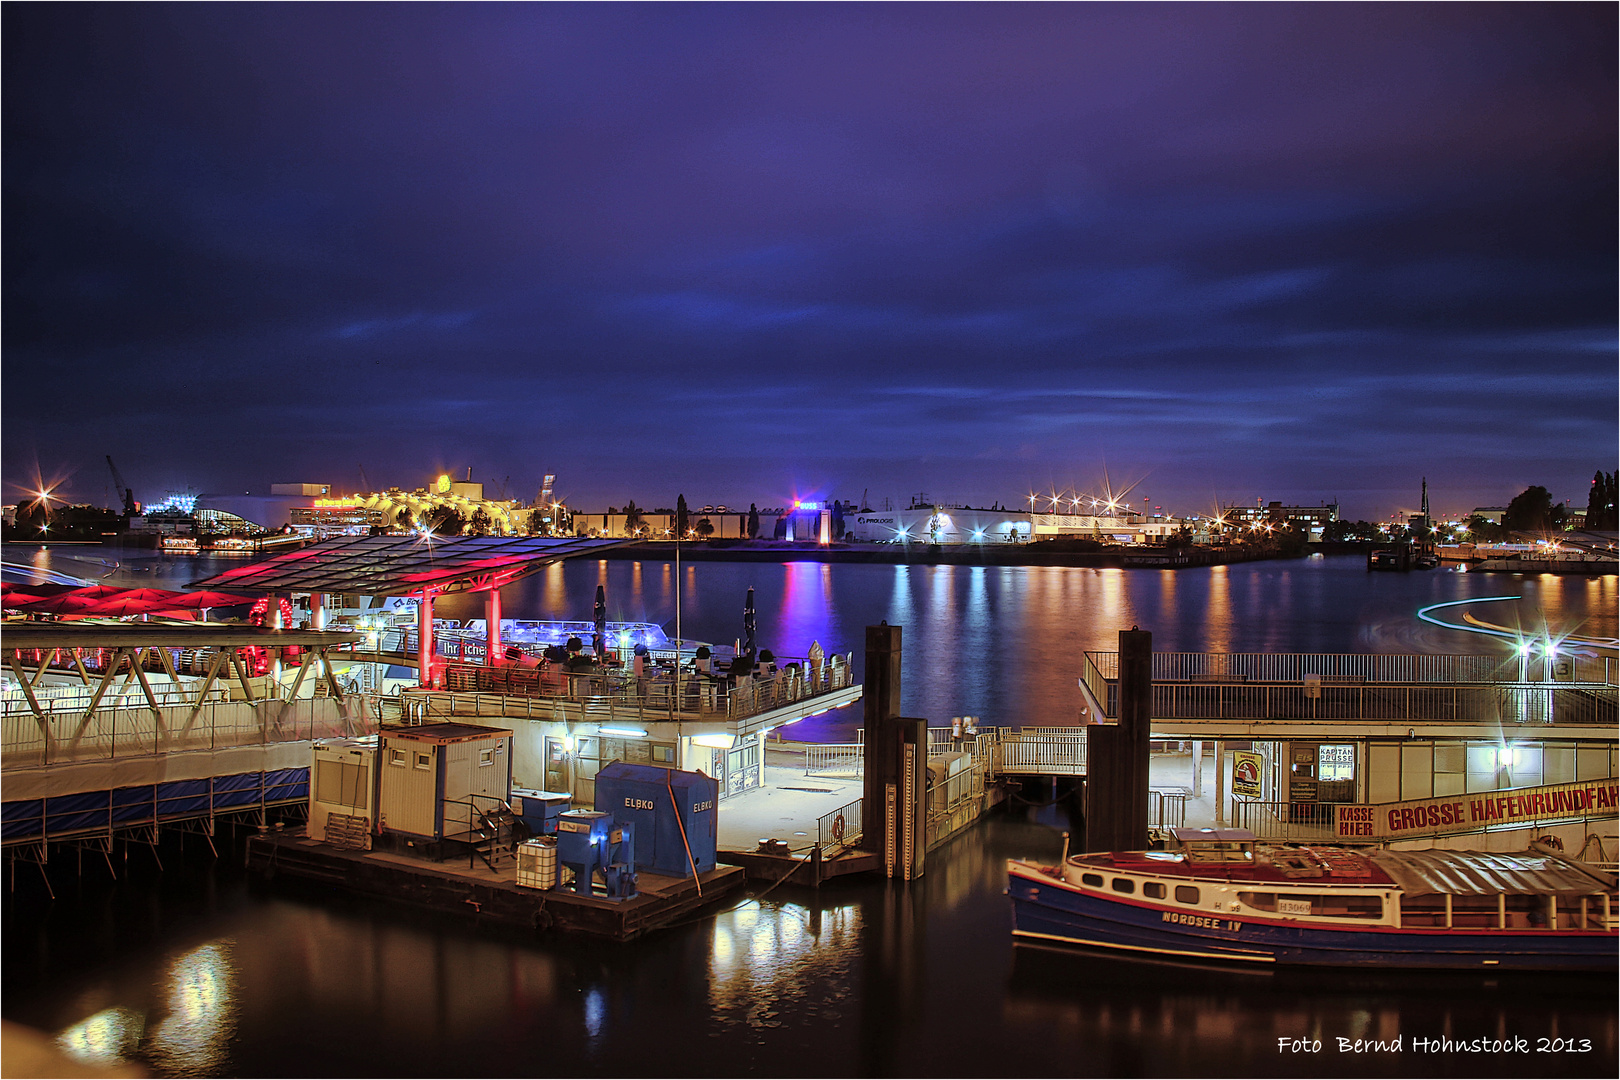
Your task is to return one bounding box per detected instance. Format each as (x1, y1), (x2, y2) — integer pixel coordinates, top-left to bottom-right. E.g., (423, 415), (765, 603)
(1231, 751), (1264, 798)
(1334, 779), (1618, 840)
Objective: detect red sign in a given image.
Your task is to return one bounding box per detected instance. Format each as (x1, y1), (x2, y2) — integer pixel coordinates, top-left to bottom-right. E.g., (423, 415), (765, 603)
(1336, 780), (1618, 839)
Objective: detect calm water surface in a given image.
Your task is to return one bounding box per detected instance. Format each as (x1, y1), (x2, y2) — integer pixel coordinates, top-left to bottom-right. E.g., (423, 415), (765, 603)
(4, 549), (1615, 1076)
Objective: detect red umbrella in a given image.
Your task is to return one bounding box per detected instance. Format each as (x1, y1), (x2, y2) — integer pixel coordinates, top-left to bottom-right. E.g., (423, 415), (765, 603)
(6, 594), (108, 615)
(80, 596), (169, 617)
(109, 588), (187, 605)
(1, 582), (82, 602)
(159, 590), (258, 610)
(64, 585), (134, 601)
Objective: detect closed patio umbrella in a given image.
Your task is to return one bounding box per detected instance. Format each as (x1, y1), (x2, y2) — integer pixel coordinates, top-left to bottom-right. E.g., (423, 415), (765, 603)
(743, 586), (756, 656)
(593, 584), (607, 660)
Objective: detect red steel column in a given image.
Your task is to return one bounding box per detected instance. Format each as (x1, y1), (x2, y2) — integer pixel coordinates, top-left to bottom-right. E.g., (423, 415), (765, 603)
(485, 588), (503, 666)
(417, 589), (435, 687)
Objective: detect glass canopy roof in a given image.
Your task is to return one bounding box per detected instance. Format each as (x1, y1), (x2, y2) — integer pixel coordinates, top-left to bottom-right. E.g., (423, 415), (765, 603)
(190, 535), (629, 596)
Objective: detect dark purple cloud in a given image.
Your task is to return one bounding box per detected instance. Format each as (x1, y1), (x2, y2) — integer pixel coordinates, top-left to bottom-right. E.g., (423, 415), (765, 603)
(5, 3), (1614, 519)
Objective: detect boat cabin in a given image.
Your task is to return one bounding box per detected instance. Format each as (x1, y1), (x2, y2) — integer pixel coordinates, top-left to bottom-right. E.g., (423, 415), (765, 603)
(1060, 840), (1616, 933)
(1167, 826), (1256, 864)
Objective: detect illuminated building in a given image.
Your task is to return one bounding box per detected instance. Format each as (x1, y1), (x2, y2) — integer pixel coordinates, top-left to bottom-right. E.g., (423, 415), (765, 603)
(1223, 500), (1340, 540)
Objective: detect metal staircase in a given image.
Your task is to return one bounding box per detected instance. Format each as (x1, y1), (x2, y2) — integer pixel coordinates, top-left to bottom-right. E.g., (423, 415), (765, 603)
(465, 796), (519, 872)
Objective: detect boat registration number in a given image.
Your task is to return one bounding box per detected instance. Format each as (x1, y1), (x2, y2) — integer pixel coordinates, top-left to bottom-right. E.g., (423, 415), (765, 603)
(1162, 911), (1242, 931)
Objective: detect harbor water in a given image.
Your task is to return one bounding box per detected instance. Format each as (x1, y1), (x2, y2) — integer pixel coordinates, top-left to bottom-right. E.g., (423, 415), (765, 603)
(3, 550), (1616, 1076)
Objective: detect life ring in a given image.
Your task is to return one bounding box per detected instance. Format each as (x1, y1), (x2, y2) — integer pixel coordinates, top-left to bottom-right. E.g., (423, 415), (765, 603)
(831, 814), (846, 843)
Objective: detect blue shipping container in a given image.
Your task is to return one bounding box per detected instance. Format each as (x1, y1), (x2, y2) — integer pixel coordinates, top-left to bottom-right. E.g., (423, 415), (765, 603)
(593, 763), (717, 877)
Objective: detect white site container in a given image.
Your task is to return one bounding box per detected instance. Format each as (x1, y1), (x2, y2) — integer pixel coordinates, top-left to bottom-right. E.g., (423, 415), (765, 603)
(378, 722), (514, 841)
(308, 736), (379, 847)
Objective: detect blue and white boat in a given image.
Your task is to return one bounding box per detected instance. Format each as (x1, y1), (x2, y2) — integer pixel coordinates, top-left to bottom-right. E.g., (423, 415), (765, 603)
(1008, 829), (1617, 971)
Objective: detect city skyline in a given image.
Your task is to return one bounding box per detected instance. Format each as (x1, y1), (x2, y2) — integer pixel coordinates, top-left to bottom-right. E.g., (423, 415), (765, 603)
(4, 5), (1615, 520)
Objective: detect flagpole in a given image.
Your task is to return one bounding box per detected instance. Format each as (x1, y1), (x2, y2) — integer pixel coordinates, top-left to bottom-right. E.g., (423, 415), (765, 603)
(674, 528), (682, 710)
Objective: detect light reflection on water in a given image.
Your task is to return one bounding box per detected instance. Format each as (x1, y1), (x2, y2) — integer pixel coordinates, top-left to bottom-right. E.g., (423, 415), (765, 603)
(57, 1006), (144, 1065)
(707, 900), (861, 1031)
(53, 940), (237, 1076)
(147, 941), (236, 1077)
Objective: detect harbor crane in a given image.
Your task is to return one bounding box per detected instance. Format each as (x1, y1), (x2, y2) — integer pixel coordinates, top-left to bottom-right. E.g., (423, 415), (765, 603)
(105, 456), (137, 516)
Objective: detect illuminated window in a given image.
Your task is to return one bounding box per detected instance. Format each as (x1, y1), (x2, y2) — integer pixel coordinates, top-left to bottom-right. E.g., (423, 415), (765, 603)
(1317, 744), (1355, 782)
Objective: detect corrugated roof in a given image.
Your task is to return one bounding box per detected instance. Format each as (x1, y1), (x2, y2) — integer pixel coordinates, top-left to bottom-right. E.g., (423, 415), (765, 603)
(380, 722), (512, 743)
(1368, 847), (1616, 898)
(189, 535), (629, 596)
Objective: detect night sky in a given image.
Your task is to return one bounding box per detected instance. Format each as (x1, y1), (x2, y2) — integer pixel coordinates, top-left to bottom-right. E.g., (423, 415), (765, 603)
(4, 4), (1615, 521)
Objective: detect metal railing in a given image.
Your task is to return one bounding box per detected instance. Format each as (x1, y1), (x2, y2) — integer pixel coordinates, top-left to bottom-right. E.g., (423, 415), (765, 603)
(925, 759), (988, 850)
(414, 661), (856, 736)
(419, 654), (854, 728)
(1082, 653), (1617, 726)
(810, 729), (1091, 778)
(926, 728), (999, 773)
(4, 645), (341, 681)
(999, 731), (1088, 774)
(2, 696), (372, 768)
(384, 628), (855, 686)
(806, 742), (863, 778)
(1132, 682), (1611, 726)
(3, 685), (234, 715)
(1229, 799), (1341, 842)
(1085, 651), (1618, 687)
(817, 798), (863, 848)
(1149, 788), (1188, 829)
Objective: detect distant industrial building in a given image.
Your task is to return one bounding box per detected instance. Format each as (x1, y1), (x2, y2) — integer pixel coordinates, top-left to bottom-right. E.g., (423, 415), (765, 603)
(847, 506), (1031, 544)
(572, 511), (753, 540)
(1224, 500), (1340, 539)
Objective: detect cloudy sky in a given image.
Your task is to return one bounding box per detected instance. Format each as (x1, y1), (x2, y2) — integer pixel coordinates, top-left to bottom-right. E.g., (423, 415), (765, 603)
(4, 4), (1614, 520)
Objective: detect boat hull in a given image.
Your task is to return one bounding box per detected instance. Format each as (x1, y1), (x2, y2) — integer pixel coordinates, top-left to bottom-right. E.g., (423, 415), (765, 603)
(1009, 864), (1618, 972)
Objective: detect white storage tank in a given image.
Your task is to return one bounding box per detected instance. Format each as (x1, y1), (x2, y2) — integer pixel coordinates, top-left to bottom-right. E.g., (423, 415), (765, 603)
(309, 736), (379, 849)
(515, 837), (558, 890)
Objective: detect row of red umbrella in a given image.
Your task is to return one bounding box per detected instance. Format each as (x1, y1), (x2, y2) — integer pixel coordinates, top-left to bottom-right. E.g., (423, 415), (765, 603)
(0, 582), (256, 617)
